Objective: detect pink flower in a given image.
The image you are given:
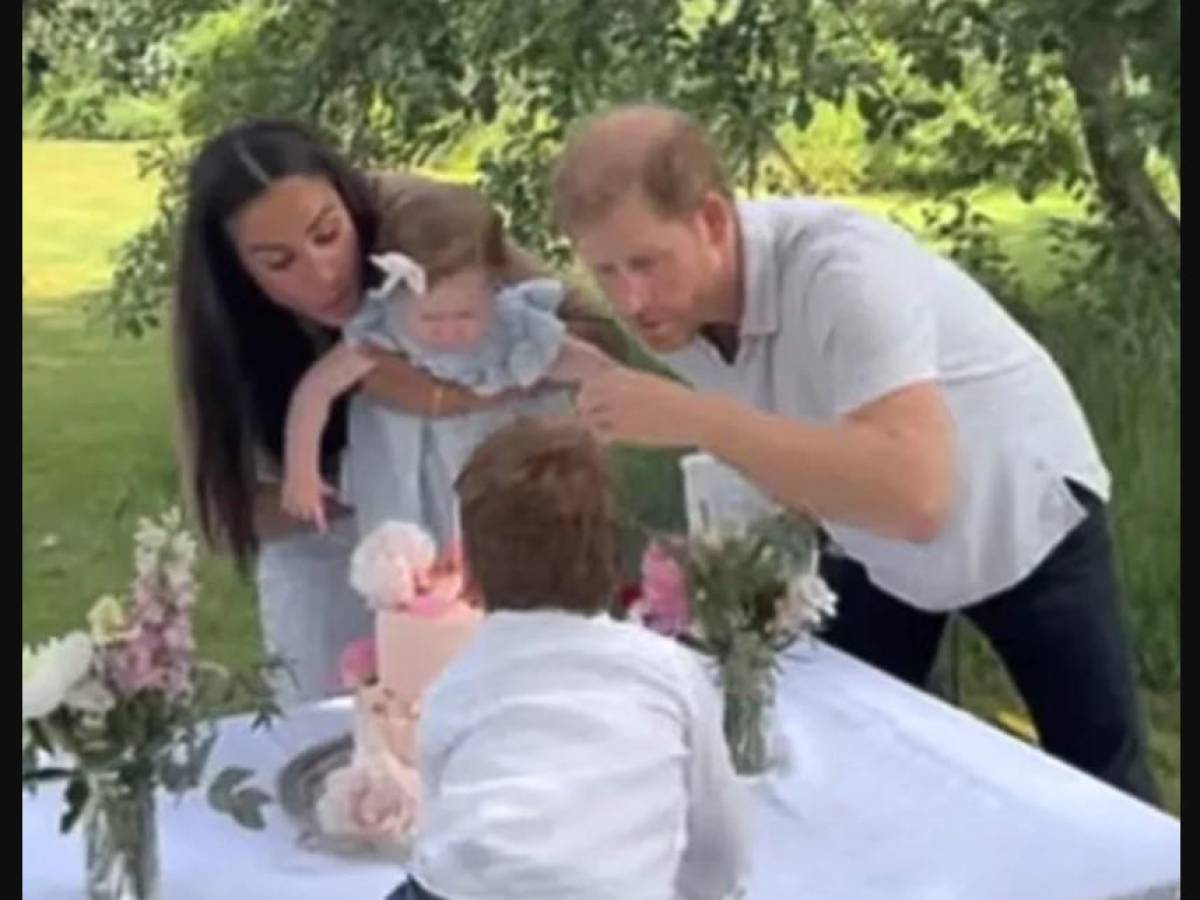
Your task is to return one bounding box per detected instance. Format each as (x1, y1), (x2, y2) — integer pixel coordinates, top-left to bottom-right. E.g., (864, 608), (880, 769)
(638, 541), (691, 636)
(350, 522), (469, 616)
(133, 580), (168, 627)
(162, 617), (194, 654)
(409, 542), (466, 618)
(338, 637), (378, 690)
(350, 522), (438, 610)
(109, 635), (159, 695)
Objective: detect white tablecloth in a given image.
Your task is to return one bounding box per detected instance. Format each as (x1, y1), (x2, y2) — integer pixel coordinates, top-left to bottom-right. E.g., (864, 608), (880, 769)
(22, 644), (1180, 899)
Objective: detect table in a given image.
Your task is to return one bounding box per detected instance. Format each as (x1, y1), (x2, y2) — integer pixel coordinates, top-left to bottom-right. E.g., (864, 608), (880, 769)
(23, 644), (1180, 899)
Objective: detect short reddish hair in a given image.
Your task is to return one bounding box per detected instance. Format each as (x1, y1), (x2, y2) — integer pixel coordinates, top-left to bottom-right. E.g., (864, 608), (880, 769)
(454, 417), (616, 614)
(551, 103), (733, 235)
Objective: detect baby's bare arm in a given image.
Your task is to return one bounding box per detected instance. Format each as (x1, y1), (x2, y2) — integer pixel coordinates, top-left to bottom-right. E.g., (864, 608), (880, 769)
(287, 342), (377, 456)
(545, 335), (618, 384)
(283, 341), (377, 527)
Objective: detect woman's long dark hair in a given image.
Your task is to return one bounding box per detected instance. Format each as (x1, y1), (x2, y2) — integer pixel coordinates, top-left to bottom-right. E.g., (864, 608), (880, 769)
(173, 120), (379, 569)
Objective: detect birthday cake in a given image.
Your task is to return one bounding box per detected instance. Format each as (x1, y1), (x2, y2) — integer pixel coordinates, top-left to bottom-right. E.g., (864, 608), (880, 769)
(315, 522), (481, 851)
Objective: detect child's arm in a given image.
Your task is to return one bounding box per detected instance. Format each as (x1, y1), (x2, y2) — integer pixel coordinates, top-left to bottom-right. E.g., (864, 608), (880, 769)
(543, 335), (618, 384)
(675, 653), (751, 900)
(282, 340), (378, 532)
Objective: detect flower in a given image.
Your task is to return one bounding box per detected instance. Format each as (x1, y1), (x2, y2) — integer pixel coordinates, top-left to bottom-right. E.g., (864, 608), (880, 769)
(63, 677), (115, 716)
(22, 632), (95, 721)
(350, 522), (437, 610)
(409, 542), (466, 617)
(778, 573), (839, 634)
(339, 638), (378, 691)
(108, 634), (160, 695)
(88, 595), (132, 646)
(20, 507), (281, 841)
(316, 757), (421, 847)
(638, 541), (691, 636)
(615, 583), (641, 612)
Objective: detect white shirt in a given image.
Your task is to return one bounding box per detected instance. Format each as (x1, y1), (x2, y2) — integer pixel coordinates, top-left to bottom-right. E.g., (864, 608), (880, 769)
(411, 611), (748, 900)
(660, 199), (1109, 611)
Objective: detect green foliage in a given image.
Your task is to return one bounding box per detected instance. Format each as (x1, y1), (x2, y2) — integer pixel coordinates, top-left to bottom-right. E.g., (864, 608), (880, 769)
(25, 0), (1178, 690)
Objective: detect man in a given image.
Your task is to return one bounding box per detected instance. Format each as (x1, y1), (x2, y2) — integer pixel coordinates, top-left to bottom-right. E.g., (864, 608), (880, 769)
(559, 103), (1157, 803)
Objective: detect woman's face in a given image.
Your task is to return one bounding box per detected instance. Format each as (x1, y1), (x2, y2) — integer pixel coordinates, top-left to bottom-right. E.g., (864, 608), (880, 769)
(228, 175), (362, 327)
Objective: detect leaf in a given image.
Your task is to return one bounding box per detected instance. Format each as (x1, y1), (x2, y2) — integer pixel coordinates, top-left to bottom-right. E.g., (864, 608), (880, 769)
(23, 767), (73, 784)
(206, 766), (253, 812)
(228, 787), (273, 831)
(230, 801), (267, 831)
(791, 94), (814, 130)
(60, 776), (90, 834)
(907, 100), (946, 120)
(188, 731), (219, 777)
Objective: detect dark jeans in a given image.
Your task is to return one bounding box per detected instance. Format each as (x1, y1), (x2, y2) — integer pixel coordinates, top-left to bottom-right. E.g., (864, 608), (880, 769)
(819, 483), (1160, 805)
(385, 878), (445, 900)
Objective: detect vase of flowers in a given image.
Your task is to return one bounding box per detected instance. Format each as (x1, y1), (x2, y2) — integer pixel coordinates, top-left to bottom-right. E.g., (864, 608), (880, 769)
(21, 509), (282, 900)
(624, 512), (836, 776)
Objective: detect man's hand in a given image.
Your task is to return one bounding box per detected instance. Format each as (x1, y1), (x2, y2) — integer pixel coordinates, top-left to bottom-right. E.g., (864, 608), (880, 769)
(576, 366), (712, 447)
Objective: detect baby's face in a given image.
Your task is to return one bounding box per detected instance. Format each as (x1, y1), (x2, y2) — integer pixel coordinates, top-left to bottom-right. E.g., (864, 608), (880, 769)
(405, 267), (493, 351)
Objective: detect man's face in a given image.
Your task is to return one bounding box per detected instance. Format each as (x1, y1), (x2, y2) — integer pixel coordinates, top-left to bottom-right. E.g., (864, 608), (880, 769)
(573, 191), (726, 353)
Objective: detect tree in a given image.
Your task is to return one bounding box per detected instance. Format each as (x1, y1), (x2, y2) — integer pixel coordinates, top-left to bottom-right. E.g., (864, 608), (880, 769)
(102, 0), (1179, 335)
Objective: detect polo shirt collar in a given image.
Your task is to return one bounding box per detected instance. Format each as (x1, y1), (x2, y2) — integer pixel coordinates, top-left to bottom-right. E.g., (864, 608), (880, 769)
(736, 201), (780, 338)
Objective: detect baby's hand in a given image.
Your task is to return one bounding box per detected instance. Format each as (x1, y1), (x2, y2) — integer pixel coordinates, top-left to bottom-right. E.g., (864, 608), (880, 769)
(546, 337), (617, 384)
(281, 466), (335, 533)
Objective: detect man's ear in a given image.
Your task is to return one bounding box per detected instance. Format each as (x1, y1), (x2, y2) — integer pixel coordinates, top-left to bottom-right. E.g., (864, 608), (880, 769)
(696, 191), (734, 248)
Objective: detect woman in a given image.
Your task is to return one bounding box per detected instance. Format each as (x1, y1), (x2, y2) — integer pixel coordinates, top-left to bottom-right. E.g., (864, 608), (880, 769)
(172, 119), (625, 704)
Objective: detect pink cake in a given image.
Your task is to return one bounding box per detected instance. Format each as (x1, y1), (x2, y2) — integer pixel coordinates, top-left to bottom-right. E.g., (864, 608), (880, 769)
(316, 522), (482, 849)
(361, 603), (483, 766)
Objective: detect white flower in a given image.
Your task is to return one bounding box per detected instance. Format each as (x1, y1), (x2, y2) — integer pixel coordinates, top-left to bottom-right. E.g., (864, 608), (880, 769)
(349, 522), (436, 609)
(64, 677), (116, 715)
(162, 506), (183, 531)
(87, 595), (131, 646)
(170, 531), (197, 568)
(779, 573), (839, 634)
(803, 573), (839, 618)
(22, 632), (95, 721)
(164, 559), (194, 594)
(134, 519), (168, 553)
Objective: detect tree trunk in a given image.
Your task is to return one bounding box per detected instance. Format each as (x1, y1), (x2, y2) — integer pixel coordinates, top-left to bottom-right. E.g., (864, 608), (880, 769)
(1063, 21), (1180, 256)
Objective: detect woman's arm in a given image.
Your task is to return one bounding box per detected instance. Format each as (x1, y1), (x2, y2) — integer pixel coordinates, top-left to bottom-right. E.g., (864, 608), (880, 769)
(358, 349), (526, 416)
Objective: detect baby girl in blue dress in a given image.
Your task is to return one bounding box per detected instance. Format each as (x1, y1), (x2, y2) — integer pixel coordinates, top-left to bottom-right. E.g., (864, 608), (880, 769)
(281, 185), (612, 541)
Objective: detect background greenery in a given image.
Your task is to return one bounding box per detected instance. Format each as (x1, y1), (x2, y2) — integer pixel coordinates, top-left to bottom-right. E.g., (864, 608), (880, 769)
(23, 0), (1178, 813)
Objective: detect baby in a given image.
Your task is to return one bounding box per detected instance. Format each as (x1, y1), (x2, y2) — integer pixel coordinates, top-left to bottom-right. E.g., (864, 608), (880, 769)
(387, 417), (749, 900)
(280, 185), (612, 537)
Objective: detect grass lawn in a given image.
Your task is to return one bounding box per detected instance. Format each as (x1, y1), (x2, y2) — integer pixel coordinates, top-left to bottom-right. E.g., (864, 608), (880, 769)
(22, 139), (1178, 815)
